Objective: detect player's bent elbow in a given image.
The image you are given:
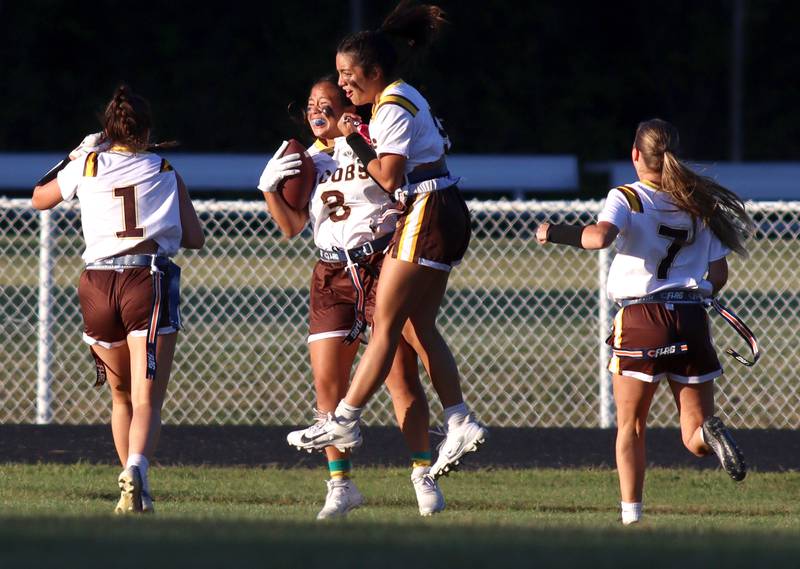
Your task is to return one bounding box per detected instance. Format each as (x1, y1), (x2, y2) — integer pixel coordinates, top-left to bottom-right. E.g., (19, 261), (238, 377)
(181, 230), (205, 250)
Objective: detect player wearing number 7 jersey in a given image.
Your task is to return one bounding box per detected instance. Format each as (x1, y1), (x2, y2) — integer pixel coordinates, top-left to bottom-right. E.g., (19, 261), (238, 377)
(32, 84), (205, 515)
(537, 118), (755, 525)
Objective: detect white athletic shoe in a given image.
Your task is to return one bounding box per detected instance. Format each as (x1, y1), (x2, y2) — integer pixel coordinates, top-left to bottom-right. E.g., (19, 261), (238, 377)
(287, 413), (362, 453)
(114, 466), (143, 514)
(316, 479), (364, 520)
(411, 467), (445, 516)
(430, 415), (489, 479)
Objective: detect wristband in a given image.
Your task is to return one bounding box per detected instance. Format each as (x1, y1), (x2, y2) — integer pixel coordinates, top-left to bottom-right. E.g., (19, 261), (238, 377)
(346, 133), (377, 167)
(36, 155), (71, 186)
(546, 224), (585, 248)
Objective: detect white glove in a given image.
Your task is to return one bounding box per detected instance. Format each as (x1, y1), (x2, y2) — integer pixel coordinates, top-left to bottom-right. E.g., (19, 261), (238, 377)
(258, 140), (302, 193)
(69, 132), (108, 160)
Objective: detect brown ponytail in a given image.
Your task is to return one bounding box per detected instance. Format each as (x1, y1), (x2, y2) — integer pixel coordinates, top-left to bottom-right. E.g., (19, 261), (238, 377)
(634, 118), (754, 256)
(337, 1), (448, 78)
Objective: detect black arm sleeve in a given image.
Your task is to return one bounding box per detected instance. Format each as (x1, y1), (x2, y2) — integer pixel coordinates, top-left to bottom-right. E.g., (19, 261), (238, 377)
(35, 155), (71, 186)
(346, 133), (377, 167)
(546, 224), (585, 248)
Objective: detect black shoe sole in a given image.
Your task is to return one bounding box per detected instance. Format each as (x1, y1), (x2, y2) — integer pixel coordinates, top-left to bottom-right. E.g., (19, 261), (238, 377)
(703, 416), (747, 482)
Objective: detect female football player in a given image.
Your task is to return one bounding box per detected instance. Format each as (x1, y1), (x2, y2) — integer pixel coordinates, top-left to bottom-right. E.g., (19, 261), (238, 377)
(536, 118), (754, 524)
(259, 76), (445, 518)
(32, 84), (205, 514)
(286, 0), (488, 480)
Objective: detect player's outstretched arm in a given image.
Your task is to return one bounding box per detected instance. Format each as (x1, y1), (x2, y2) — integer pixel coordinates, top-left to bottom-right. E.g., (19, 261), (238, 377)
(536, 221), (618, 249)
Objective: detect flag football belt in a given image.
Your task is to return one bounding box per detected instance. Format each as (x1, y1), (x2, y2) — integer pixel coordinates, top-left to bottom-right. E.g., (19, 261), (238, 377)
(317, 233), (393, 264)
(405, 159), (450, 185)
(614, 291), (759, 367)
(85, 254), (182, 384)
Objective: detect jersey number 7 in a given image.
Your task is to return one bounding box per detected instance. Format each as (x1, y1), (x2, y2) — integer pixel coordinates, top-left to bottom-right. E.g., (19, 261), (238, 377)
(657, 224), (689, 279)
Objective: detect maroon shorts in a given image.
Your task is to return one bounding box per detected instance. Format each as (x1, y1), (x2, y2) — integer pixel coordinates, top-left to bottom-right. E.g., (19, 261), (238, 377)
(308, 252), (384, 342)
(608, 302), (722, 383)
(389, 185), (471, 271)
(78, 268), (177, 348)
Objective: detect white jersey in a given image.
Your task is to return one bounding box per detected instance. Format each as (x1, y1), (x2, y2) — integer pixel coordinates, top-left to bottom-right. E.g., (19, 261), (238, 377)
(369, 80), (459, 192)
(598, 180), (730, 301)
(57, 149), (183, 263)
(308, 137), (397, 251)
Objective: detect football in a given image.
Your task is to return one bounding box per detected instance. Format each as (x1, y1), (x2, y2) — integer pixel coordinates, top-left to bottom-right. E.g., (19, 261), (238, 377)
(278, 138), (315, 210)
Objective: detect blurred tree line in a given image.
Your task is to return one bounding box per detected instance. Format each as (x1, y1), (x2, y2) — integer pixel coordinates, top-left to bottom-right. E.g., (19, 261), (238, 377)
(1, 0), (797, 164)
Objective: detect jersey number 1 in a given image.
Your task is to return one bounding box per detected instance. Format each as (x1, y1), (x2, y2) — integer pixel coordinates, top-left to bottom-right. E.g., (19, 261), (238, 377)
(657, 224), (689, 279)
(113, 186), (145, 238)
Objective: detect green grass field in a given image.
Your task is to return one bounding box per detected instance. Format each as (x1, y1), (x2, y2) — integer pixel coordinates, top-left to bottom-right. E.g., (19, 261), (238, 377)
(1, 464), (799, 568)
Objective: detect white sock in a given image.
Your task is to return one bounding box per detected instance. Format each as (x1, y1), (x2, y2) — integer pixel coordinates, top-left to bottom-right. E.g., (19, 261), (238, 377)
(335, 400), (363, 422)
(126, 454), (150, 494)
(444, 402), (469, 429)
(621, 501), (642, 525)
(699, 425), (707, 444)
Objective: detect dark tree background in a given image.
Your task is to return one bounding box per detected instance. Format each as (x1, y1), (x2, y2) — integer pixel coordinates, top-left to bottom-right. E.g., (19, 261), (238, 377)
(1, 0), (797, 164)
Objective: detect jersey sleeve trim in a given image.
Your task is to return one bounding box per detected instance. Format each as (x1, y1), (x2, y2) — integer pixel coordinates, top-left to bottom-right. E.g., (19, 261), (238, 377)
(373, 94), (419, 118)
(160, 158), (174, 172)
(615, 185), (643, 213)
(83, 152), (99, 177)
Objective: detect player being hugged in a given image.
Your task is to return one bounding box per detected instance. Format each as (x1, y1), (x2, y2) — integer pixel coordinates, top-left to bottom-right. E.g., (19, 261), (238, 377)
(537, 118), (756, 525)
(32, 84), (205, 514)
(286, 0), (489, 480)
(259, 76), (445, 518)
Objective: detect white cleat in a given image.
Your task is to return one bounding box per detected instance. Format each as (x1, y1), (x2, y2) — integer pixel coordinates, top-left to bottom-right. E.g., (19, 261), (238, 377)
(316, 479), (364, 520)
(411, 467), (445, 516)
(114, 466), (143, 514)
(430, 415), (489, 479)
(287, 413), (363, 453)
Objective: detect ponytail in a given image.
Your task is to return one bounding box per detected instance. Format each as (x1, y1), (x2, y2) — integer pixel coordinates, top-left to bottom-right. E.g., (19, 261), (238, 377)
(635, 118), (754, 256)
(337, 1), (447, 78)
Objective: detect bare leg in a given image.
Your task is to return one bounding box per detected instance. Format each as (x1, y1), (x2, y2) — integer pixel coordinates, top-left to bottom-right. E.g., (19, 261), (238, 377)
(669, 380), (715, 456)
(384, 337), (430, 453)
(309, 338), (360, 466)
(345, 258), (457, 408)
(399, 262), (463, 408)
(91, 344), (132, 466)
(613, 374), (659, 503)
(126, 333), (177, 459)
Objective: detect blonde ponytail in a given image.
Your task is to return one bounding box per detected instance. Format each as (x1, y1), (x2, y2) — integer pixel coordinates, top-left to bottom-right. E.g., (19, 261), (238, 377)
(635, 119), (754, 256)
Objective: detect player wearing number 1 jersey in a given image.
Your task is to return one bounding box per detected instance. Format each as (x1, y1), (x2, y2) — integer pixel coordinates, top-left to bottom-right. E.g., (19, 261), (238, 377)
(32, 84), (205, 515)
(537, 118), (755, 525)
(259, 77), (444, 518)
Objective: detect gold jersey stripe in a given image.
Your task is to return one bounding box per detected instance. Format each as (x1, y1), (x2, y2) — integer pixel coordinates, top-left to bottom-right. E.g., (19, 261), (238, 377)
(83, 152), (98, 177)
(616, 185), (643, 213)
(373, 94), (419, 119)
(160, 158), (173, 172)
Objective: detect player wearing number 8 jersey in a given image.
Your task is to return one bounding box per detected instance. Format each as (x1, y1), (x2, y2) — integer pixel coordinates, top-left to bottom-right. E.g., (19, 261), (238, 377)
(32, 84), (205, 515)
(537, 118), (755, 525)
(260, 77), (444, 518)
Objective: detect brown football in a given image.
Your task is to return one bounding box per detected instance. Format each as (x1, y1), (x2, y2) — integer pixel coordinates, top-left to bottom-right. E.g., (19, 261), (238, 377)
(278, 138), (315, 210)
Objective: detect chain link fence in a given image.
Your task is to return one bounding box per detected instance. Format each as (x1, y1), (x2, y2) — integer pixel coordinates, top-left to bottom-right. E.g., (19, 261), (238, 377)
(1, 198), (797, 428)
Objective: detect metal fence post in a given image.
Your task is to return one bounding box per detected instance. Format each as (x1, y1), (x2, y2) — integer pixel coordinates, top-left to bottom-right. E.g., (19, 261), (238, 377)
(597, 247), (614, 428)
(36, 208), (53, 424)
